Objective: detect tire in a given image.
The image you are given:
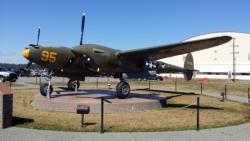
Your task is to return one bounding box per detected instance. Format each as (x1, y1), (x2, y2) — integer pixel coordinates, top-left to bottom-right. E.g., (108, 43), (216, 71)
(40, 83), (53, 96)
(10, 80), (16, 82)
(116, 82), (130, 99)
(67, 80), (80, 91)
(0, 76), (5, 82)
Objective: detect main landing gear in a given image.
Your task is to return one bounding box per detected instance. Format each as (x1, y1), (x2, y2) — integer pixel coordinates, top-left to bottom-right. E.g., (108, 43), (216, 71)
(116, 81), (130, 99)
(67, 80), (80, 91)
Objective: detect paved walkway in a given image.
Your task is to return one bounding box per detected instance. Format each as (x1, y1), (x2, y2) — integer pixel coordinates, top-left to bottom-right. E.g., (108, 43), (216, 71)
(1, 81), (250, 141)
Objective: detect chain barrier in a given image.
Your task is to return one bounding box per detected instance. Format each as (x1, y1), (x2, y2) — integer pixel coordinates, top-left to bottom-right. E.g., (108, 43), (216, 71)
(202, 85), (224, 91)
(105, 102), (198, 113)
(225, 88), (248, 94)
(169, 83), (248, 94)
(200, 99), (248, 108)
(12, 98), (100, 111)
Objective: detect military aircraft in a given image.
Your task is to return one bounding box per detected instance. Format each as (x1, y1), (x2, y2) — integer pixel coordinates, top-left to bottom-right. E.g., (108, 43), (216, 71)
(22, 13), (232, 99)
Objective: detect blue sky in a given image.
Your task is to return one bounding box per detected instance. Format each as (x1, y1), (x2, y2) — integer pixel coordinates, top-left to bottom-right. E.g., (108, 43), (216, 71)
(0, 0), (250, 64)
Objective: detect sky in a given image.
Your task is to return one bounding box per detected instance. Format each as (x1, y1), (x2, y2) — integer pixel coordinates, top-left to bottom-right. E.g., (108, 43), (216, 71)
(0, 0), (250, 64)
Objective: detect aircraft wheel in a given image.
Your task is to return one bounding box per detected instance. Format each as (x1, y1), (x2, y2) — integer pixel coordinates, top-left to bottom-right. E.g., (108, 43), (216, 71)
(116, 81), (130, 99)
(40, 83), (53, 96)
(68, 80), (80, 91)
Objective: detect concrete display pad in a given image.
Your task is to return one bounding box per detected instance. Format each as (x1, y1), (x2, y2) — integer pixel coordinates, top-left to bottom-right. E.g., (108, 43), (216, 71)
(32, 89), (167, 113)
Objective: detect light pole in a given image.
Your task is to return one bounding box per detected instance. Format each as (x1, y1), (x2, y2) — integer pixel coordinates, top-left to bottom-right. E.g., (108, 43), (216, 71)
(230, 38), (239, 82)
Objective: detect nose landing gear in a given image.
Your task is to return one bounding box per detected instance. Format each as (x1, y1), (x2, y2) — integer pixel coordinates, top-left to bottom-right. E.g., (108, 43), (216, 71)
(40, 75), (53, 99)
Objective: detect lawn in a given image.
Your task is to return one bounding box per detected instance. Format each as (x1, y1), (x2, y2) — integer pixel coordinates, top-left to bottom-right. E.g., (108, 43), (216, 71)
(12, 87), (250, 132)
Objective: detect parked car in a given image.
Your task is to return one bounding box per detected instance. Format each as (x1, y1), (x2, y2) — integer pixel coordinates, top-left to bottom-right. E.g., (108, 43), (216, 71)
(140, 75), (163, 81)
(15, 68), (31, 77)
(0, 66), (18, 82)
(30, 70), (41, 77)
(40, 70), (48, 77)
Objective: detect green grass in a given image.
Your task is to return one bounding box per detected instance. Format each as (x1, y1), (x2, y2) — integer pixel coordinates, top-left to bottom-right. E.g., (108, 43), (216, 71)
(11, 80), (250, 132)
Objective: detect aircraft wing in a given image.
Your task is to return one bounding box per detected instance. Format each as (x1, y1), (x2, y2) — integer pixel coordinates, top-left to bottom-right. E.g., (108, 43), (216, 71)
(117, 36), (232, 61)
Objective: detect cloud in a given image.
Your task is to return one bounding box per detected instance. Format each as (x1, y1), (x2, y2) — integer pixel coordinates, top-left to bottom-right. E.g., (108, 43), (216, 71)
(14, 58), (28, 63)
(4, 60), (12, 63)
(0, 53), (11, 56)
(0, 58), (28, 64)
(15, 52), (22, 56)
(0, 52), (22, 56)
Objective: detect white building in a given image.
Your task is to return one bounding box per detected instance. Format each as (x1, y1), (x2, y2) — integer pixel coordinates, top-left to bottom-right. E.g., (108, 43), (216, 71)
(159, 32), (250, 80)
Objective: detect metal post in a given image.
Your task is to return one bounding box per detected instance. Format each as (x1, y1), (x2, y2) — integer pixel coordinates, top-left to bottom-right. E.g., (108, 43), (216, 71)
(81, 114), (84, 128)
(88, 76), (89, 82)
(40, 78), (41, 87)
(149, 80), (150, 90)
(46, 87), (50, 99)
(201, 83), (202, 95)
(197, 97), (199, 131)
(222, 94), (224, 102)
(248, 87), (249, 105)
(107, 74), (109, 82)
(46, 77), (51, 99)
(96, 79), (98, 88)
(101, 97), (104, 133)
(225, 85), (227, 99)
(36, 73), (37, 83)
(63, 77), (64, 83)
(233, 38), (235, 82)
(74, 82), (78, 92)
(175, 81), (177, 92)
(10, 82), (12, 90)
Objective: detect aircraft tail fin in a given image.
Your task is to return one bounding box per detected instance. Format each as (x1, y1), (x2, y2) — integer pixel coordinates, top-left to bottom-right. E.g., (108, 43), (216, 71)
(183, 53), (197, 82)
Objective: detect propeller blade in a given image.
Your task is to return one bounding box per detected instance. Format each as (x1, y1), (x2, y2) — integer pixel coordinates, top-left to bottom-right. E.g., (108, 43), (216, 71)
(80, 13), (85, 45)
(25, 61), (32, 69)
(37, 27), (40, 45)
(28, 27), (41, 47)
(82, 53), (99, 72)
(61, 56), (77, 72)
(29, 44), (36, 46)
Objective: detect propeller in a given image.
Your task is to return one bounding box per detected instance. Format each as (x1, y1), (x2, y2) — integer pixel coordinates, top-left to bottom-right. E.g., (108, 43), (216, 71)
(61, 13), (85, 72)
(82, 53), (99, 71)
(60, 56), (77, 72)
(29, 27), (41, 47)
(80, 13), (85, 45)
(25, 27), (41, 70)
(25, 61), (32, 70)
(77, 13), (99, 72)
(63, 13), (99, 72)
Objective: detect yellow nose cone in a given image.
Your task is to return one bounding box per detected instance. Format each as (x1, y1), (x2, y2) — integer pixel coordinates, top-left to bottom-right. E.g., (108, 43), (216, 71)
(23, 49), (29, 59)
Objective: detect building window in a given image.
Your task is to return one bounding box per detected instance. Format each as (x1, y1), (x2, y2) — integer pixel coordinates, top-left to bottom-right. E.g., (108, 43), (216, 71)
(214, 50), (217, 53)
(214, 58), (217, 61)
(249, 54), (250, 60)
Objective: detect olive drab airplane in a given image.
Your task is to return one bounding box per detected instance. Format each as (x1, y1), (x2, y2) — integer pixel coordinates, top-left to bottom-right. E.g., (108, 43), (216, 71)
(22, 13), (232, 99)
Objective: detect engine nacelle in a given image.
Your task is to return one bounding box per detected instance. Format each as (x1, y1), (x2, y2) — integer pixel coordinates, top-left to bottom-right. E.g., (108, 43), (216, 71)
(122, 71), (156, 79)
